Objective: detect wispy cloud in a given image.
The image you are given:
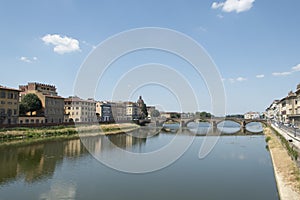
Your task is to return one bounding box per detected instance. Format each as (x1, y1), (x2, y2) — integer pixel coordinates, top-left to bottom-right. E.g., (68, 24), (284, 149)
(212, 0), (255, 13)
(217, 14), (224, 19)
(82, 40), (96, 49)
(292, 64), (300, 72)
(19, 56), (38, 63)
(272, 72), (291, 76)
(272, 64), (300, 77)
(256, 74), (264, 78)
(42, 34), (80, 54)
(229, 78), (235, 83)
(236, 77), (247, 82)
(228, 77), (247, 83)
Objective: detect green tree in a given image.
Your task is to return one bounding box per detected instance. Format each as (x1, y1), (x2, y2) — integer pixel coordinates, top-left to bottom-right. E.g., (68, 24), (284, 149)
(20, 93), (42, 116)
(151, 109), (160, 118)
(198, 112), (212, 118)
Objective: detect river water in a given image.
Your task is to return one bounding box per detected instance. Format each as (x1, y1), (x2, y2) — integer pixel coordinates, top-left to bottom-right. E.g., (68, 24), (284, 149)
(0, 122), (278, 200)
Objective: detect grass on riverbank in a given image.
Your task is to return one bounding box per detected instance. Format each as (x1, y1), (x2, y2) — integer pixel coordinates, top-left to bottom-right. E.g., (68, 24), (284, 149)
(0, 123), (139, 141)
(269, 126), (298, 160)
(264, 126), (300, 195)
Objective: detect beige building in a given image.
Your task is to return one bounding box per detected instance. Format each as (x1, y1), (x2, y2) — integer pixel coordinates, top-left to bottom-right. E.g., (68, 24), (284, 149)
(19, 116), (46, 124)
(266, 84), (300, 126)
(19, 82), (64, 123)
(286, 91), (297, 122)
(125, 102), (139, 120)
(0, 85), (20, 125)
(286, 87), (300, 125)
(64, 96), (97, 123)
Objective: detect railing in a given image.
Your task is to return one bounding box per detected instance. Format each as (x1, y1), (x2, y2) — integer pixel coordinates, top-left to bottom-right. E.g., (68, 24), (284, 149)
(273, 122), (300, 137)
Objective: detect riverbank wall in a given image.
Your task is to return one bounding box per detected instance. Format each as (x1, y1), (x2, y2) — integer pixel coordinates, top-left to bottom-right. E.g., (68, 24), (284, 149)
(265, 126), (300, 200)
(0, 123), (140, 141)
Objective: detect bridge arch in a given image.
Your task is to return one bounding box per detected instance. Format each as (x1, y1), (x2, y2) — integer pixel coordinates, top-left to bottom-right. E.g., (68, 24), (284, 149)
(215, 118), (242, 126)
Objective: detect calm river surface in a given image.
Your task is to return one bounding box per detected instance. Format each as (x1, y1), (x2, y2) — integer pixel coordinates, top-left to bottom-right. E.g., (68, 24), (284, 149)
(0, 123), (278, 200)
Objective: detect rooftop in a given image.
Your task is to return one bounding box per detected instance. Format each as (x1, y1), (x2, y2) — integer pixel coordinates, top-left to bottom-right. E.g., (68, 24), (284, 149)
(0, 85), (21, 92)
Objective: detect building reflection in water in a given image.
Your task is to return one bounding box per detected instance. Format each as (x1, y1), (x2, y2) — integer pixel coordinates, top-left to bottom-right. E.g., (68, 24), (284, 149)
(0, 139), (87, 185)
(0, 128), (152, 185)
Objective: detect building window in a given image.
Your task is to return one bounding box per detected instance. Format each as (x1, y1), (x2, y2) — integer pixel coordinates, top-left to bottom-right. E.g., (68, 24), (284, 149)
(36, 119), (39, 123)
(0, 91), (5, 98)
(7, 109), (12, 116)
(8, 93), (13, 99)
(25, 119), (29, 123)
(13, 109), (17, 115)
(1, 101), (5, 104)
(0, 109), (5, 115)
(31, 119), (34, 123)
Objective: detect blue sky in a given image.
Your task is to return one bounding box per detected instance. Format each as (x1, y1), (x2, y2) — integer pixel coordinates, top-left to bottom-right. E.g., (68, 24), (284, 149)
(1, 0), (300, 114)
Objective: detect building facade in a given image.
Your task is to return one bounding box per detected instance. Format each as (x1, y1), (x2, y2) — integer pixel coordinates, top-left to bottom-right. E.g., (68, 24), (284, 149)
(110, 102), (127, 122)
(0, 86), (20, 125)
(64, 96), (97, 123)
(244, 112), (260, 120)
(125, 102), (139, 121)
(266, 83), (300, 126)
(19, 82), (64, 123)
(265, 100), (279, 120)
(96, 101), (113, 122)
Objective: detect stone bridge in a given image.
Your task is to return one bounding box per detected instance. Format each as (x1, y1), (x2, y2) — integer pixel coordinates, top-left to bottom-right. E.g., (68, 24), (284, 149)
(157, 117), (267, 128)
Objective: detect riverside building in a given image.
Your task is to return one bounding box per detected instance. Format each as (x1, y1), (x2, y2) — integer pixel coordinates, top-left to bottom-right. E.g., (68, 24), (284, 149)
(0, 85), (20, 125)
(19, 82), (64, 124)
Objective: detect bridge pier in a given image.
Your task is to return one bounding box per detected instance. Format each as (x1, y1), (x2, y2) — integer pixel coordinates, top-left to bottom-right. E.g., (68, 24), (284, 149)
(181, 120), (185, 127)
(212, 121), (217, 128)
(241, 120), (246, 129)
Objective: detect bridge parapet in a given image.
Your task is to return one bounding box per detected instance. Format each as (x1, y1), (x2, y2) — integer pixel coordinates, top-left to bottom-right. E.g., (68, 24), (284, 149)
(157, 117), (266, 128)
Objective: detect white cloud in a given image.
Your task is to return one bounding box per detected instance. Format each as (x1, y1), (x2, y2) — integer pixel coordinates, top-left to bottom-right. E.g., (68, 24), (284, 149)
(227, 77), (247, 83)
(19, 56), (38, 63)
(272, 64), (300, 77)
(236, 77), (247, 82)
(42, 34), (80, 54)
(292, 64), (300, 72)
(272, 72), (292, 76)
(20, 56), (31, 63)
(212, 2), (224, 9)
(212, 0), (255, 13)
(256, 74), (264, 78)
